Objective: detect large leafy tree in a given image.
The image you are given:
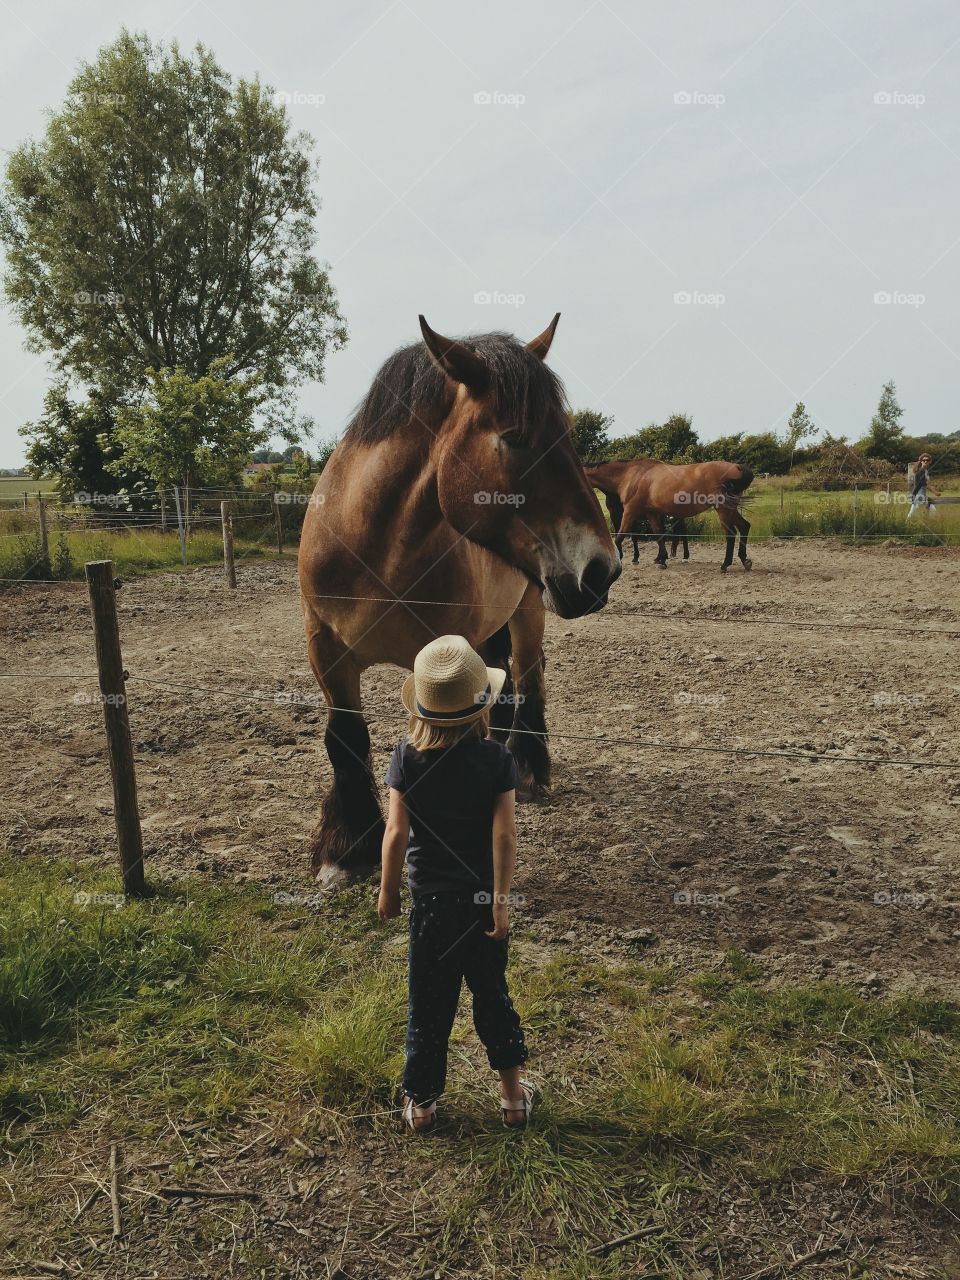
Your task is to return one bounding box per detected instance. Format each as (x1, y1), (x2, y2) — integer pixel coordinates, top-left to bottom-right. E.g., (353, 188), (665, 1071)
(1, 30), (346, 435)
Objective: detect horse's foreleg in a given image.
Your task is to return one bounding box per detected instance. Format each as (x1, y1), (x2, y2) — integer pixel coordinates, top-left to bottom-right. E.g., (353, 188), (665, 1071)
(479, 623), (514, 740)
(718, 508), (736, 573)
(735, 510), (752, 569)
(620, 503), (652, 565)
(305, 621), (384, 886)
(646, 513), (668, 567)
(607, 496), (626, 562)
(507, 588), (549, 799)
(673, 518), (690, 560)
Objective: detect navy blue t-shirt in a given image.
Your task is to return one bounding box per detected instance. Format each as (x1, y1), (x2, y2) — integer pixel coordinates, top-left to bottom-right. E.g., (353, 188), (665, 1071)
(385, 736), (518, 896)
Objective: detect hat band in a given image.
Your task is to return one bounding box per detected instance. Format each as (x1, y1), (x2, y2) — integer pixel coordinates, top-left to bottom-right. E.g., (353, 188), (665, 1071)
(416, 683), (491, 720)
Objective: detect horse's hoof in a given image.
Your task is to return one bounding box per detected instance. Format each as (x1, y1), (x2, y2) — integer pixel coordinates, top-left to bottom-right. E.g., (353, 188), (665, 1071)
(742, 558), (753, 571)
(656, 562), (667, 569)
(720, 564), (729, 574)
(516, 776), (549, 803)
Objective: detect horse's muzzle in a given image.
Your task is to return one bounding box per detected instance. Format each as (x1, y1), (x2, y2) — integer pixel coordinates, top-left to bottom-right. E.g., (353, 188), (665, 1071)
(543, 555), (621, 619)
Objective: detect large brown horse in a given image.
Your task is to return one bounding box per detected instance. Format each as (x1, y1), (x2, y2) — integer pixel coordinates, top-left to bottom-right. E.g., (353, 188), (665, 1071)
(584, 459), (754, 571)
(299, 316), (621, 885)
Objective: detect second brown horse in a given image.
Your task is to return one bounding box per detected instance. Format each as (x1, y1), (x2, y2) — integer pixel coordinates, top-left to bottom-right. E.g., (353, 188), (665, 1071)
(584, 459), (754, 571)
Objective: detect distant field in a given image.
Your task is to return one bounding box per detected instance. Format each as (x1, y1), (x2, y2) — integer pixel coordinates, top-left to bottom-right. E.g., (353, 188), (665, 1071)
(0, 475), (57, 499)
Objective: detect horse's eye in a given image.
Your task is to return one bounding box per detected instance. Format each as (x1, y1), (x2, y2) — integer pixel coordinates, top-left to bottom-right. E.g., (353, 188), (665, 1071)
(499, 430), (524, 448)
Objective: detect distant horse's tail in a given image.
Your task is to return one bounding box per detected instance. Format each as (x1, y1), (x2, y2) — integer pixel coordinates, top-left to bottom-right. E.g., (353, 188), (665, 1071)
(721, 464), (754, 506)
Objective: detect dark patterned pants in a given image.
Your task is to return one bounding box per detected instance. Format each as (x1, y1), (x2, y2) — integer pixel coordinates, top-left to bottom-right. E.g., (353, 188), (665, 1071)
(403, 892), (528, 1105)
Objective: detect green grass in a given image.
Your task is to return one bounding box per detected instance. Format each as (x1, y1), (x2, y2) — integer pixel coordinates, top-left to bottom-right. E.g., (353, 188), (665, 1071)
(0, 475), (57, 499)
(3, 857), (960, 1276)
(0, 524), (279, 580)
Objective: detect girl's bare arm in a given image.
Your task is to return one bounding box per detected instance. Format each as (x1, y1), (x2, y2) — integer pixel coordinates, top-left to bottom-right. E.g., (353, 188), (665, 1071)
(378, 788), (410, 920)
(487, 788), (517, 940)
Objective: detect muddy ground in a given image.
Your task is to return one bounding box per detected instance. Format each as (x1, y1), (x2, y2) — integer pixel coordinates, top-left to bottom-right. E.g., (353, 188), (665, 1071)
(2, 539), (959, 994)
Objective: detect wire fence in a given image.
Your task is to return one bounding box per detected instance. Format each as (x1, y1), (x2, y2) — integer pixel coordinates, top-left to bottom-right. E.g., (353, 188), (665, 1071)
(1, 657), (957, 772)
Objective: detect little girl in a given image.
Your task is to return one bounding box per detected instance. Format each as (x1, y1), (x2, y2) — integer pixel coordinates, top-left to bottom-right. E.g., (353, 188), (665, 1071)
(907, 452), (937, 519)
(377, 634), (533, 1132)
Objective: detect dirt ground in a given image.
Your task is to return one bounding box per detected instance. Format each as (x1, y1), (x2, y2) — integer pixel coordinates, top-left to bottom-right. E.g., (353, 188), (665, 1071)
(2, 540), (959, 994)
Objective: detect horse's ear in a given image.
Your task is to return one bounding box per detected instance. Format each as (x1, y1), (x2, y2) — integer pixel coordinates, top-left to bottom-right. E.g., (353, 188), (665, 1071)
(419, 316), (489, 392)
(526, 312), (561, 361)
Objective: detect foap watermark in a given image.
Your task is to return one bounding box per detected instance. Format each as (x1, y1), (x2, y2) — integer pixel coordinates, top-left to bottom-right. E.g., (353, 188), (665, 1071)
(674, 90), (725, 108)
(474, 490), (525, 506)
(74, 890), (125, 909)
(871, 691), (925, 708)
(674, 889), (726, 907)
(674, 290), (725, 308)
(474, 890), (526, 906)
(273, 90), (326, 107)
(274, 491), (324, 506)
(473, 90), (525, 108)
(474, 290), (526, 308)
(74, 290), (124, 307)
(873, 90), (925, 108)
(873, 888), (929, 909)
(674, 691), (726, 707)
(73, 690), (126, 707)
(874, 290), (925, 308)
(78, 91), (125, 107)
(674, 490), (727, 507)
(273, 690), (327, 707)
(273, 890), (326, 908)
(74, 491), (128, 508)
(478, 690), (526, 707)
(874, 491), (911, 505)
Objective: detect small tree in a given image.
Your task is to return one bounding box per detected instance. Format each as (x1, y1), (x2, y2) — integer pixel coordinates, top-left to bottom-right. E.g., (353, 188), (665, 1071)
(112, 359), (265, 518)
(863, 380), (907, 462)
(783, 402), (816, 467)
(570, 409), (613, 460)
(21, 382), (142, 504)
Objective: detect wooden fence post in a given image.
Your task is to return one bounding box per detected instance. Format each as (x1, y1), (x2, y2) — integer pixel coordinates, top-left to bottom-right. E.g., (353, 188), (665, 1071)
(780, 485), (784, 512)
(85, 560), (145, 896)
(853, 484), (858, 540)
(172, 485), (188, 567)
(274, 493), (283, 555)
(23, 491), (29, 512)
(37, 494), (49, 563)
(221, 500), (237, 588)
(160, 487), (167, 533)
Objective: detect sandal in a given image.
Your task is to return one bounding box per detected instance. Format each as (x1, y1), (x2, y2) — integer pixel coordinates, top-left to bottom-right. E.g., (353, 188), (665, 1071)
(402, 1095), (437, 1133)
(501, 1080), (536, 1128)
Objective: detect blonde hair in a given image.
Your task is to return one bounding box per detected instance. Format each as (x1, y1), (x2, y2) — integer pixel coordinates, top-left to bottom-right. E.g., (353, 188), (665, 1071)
(407, 709), (490, 751)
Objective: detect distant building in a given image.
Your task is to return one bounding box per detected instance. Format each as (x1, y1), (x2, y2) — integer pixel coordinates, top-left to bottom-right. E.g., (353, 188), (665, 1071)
(244, 462), (275, 475)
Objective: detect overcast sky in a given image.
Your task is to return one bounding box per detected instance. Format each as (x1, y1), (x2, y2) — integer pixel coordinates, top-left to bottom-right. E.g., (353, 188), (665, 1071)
(1, 0), (958, 465)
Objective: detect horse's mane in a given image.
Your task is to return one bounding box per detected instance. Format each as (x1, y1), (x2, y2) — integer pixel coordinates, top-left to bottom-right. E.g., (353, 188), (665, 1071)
(343, 332), (568, 445)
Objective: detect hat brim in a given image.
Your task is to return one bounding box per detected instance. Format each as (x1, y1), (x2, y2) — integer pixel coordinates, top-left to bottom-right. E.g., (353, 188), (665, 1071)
(401, 666), (508, 726)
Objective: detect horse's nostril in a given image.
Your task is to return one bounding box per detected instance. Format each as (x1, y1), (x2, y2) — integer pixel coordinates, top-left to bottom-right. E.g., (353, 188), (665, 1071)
(580, 555), (618, 601)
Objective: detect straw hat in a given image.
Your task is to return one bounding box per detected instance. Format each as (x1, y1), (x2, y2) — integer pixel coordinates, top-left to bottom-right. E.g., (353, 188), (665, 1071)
(401, 635), (507, 726)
